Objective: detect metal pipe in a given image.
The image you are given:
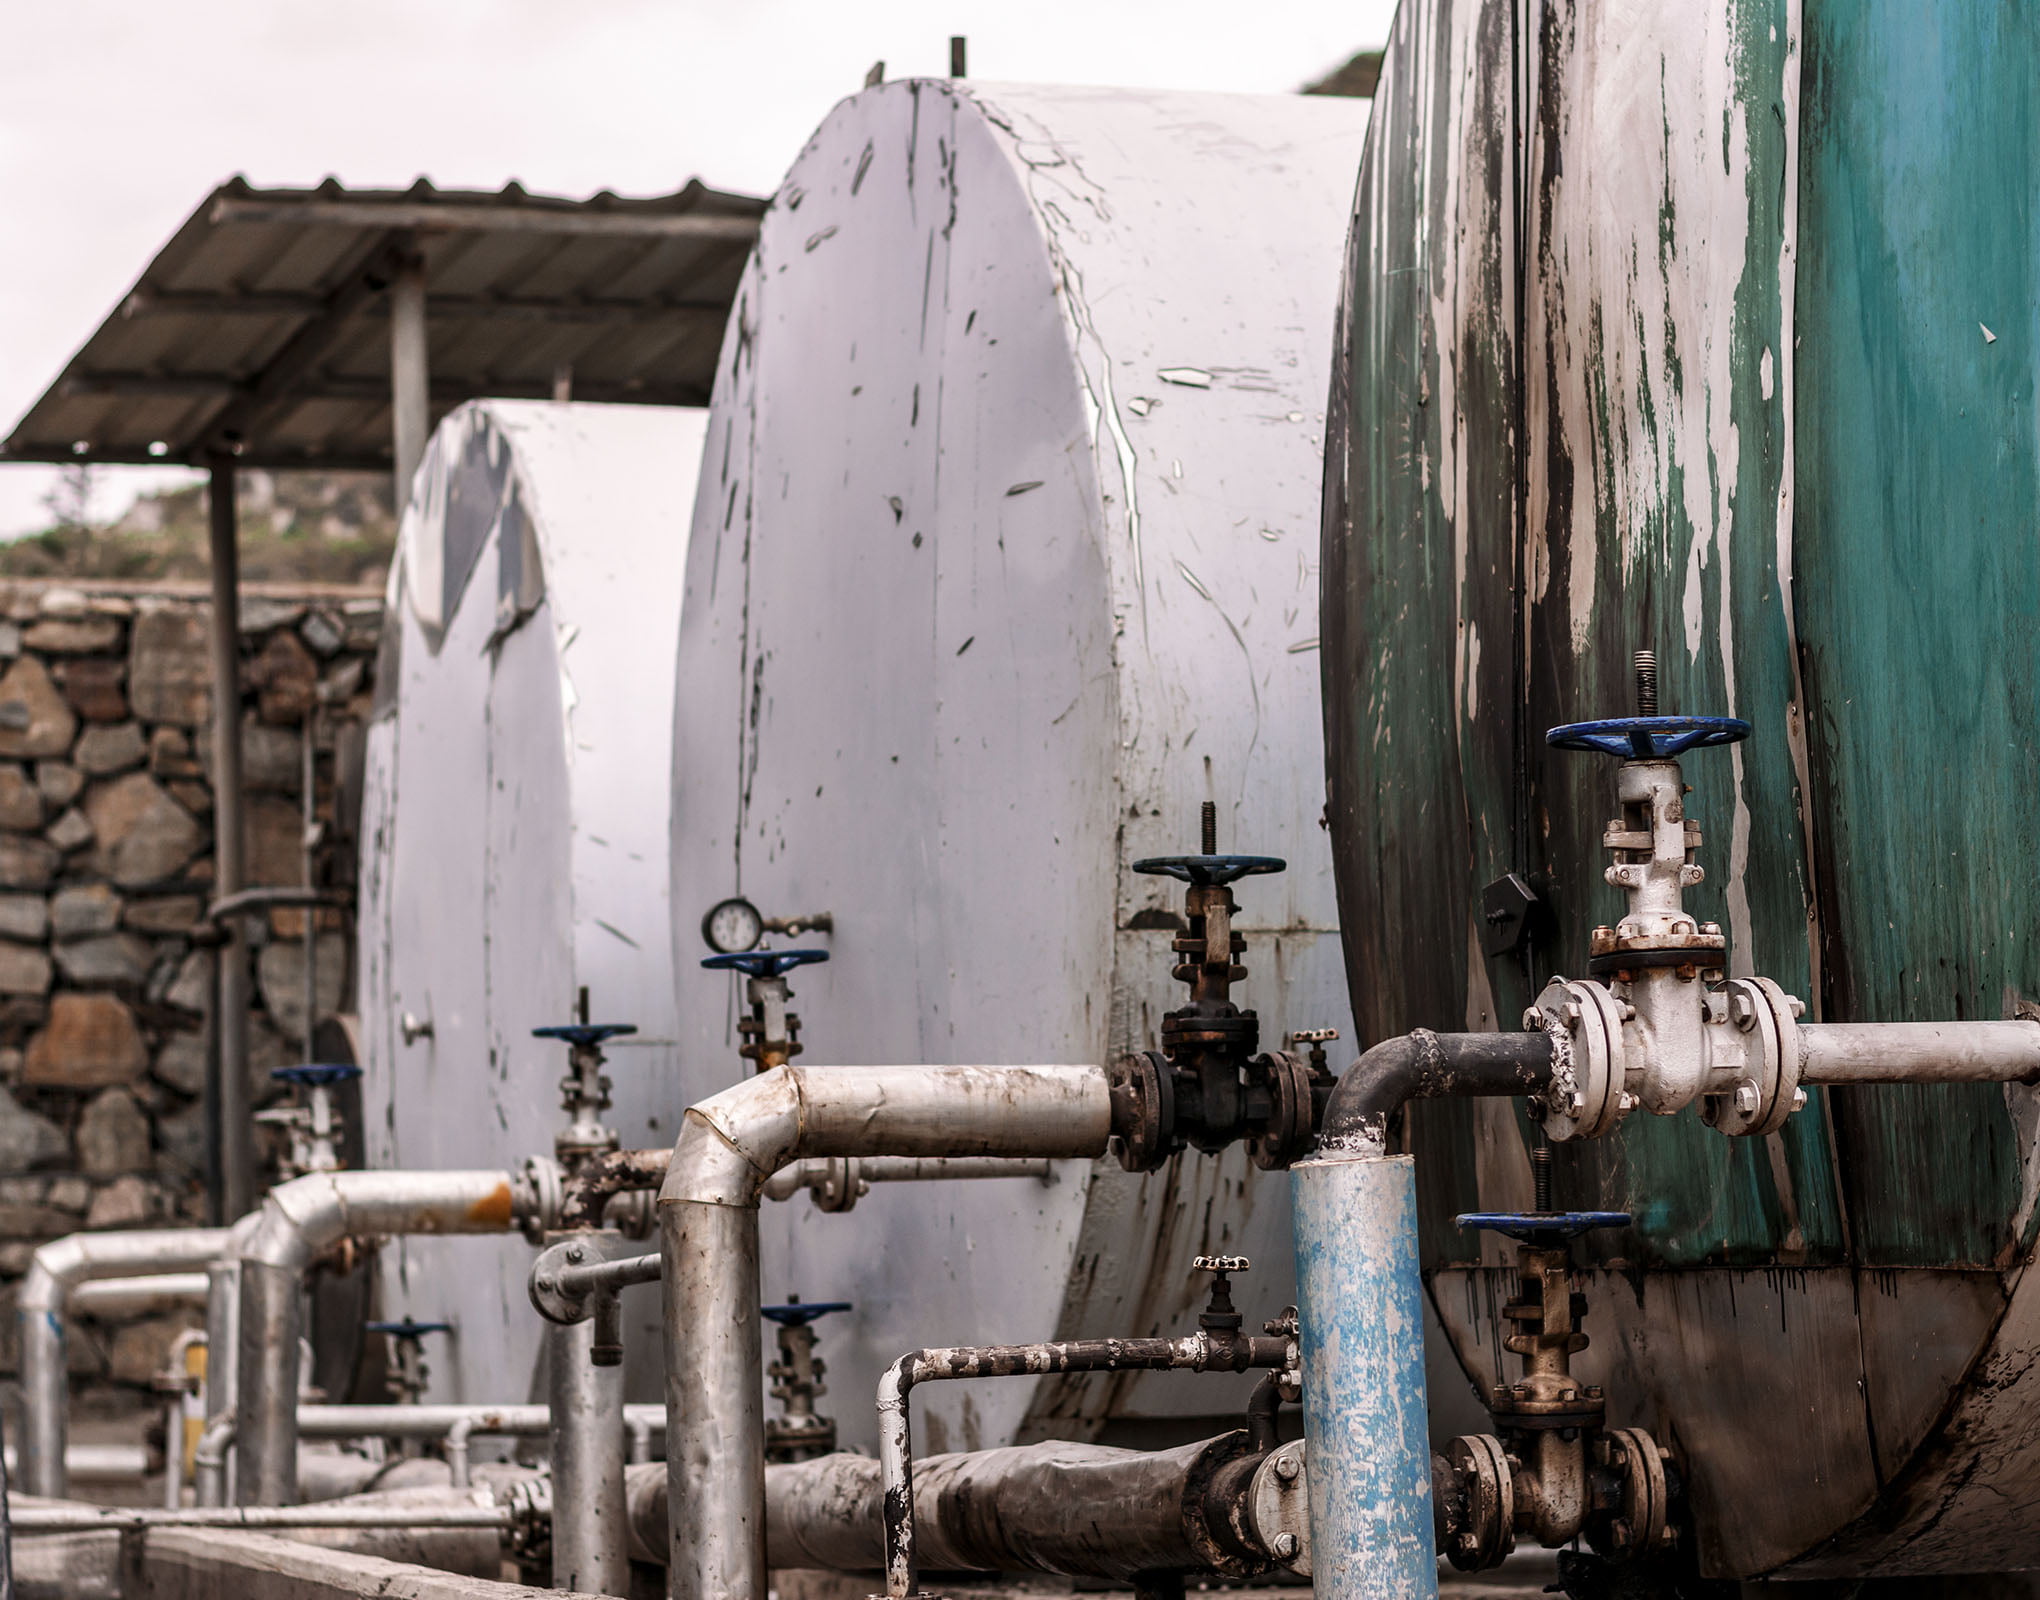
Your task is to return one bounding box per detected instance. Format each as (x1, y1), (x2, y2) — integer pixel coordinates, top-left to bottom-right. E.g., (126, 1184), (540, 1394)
(551, 1251), (660, 1303)
(294, 1402), (664, 1439)
(205, 457), (253, 1223)
(19, 1228), (228, 1497)
(760, 1155), (1054, 1201)
(1798, 1019), (2040, 1084)
(1316, 1029), (1554, 1159)
(878, 1335), (1288, 1598)
(389, 253), (429, 506)
(1292, 1151), (1434, 1600)
(11, 1506), (511, 1533)
(657, 1062), (1112, 1600)
(549, 1320), (627, 1595)
(193, 1416), (234, 1509)
(200, 1248), (245, 1504)
(233, 1169), (526, 1505)
(70, 1274), (211, 1319)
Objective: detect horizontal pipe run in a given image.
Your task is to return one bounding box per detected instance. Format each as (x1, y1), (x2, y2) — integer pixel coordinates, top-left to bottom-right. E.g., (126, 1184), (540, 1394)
(660, 1062), (1113, 1600)
(878, 1335), (1288, 1598)
(1798, 1019), (2040, 1084)
(296, 1402), (666, 1438)
(20, 1227), (228, 1498)
(555, 1251), (661, 1301)
(2, 1445), (148, 1482)
(1315, 1030), (1555, 1158)
(70, 1274), (211, 1319)
(11, 1506), (513, 1533)
(762, 1155), (1053, 1200)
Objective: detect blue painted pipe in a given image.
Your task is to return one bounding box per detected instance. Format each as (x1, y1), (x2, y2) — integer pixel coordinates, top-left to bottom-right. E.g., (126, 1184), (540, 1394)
(1292, 1151), (1436, 1599)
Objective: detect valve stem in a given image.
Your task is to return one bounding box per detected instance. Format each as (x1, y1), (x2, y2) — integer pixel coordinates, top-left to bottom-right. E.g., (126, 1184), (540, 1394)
(1634, 650), (1658, 718)
(1530, 1134), (1552, 1213)
(1200, 800), (1217, 855)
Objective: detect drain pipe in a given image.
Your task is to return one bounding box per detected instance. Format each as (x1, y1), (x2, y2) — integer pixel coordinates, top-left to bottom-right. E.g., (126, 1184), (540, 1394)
(19, 1227), (229, 1497)
(1291, 1030), (1553, 1600)
(658, 1062), (1113, 1600)
(234, 1169), (532, 1505)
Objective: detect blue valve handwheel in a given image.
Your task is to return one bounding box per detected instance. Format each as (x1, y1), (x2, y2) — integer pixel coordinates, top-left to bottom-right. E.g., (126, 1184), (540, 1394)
(761, 1301), (853, 1327)
(1456, 1211), (1632, 1244)
(532, 1023), (638, 1047)
(270, 1063), (362, 1087)
(702, 949), (831, 979)
(365, 1318), (453, 1336)
(1545, 716), (1750, 759)
(1130, 854), (1287, 888)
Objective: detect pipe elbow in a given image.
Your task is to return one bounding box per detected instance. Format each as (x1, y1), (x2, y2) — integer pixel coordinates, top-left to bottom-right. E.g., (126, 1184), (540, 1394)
(1317, 1029), (1554, 1159)
(242, 1170), (523, 1272)
(659, 1068), (807, 1211)
(20, 1236), (87, 1316)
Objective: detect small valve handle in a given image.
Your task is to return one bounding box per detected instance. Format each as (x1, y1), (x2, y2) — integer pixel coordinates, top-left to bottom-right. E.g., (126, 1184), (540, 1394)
(1546, 717), (1750, 760)
(761, 1300), (853, 1328)
(1194, 1254), (1251, 1274)
(1132, 855), (1286, 888)
(270, 1063), (362, 1087)
(365, 1317), (453, 1337)
(1456, 1211), (1631, 1245)
(702, 949), (831, 979)
(532, 1023), (638, 1047)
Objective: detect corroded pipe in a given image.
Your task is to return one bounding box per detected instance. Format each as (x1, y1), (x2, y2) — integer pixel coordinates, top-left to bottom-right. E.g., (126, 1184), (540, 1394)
(1316, 1029), (1553, 1159)
(657, 1063), (1113, 1600)
(233, 1169), (530, 1504)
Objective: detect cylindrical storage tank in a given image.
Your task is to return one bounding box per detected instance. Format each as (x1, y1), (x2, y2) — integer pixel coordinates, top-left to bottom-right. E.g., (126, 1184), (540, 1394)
(670, 81), (1368, 1456)
(1324, 0), (2040, 1579)
(360, 400), (702, 1404)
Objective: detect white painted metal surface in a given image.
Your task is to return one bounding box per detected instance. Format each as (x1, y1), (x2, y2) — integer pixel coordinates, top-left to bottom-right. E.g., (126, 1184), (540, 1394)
(670, 81), (1368, 1455)
(360, 400), (702, 1404)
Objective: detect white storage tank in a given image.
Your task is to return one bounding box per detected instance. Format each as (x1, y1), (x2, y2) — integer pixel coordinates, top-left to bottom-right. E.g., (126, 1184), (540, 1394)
(359, 399), (702, 1404)
(670, 81), (1370, 1456)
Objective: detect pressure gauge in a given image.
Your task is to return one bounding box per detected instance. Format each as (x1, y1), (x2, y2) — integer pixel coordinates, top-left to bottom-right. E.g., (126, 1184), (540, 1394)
(702, 896), (765, 954)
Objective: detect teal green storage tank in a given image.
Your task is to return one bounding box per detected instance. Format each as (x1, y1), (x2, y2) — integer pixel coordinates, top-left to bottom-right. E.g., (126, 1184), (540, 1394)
(1322, 0), (2040, 1577)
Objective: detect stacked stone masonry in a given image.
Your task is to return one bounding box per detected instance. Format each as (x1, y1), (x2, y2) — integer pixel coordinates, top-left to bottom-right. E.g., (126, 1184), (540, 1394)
(0, 579), (378, 1405)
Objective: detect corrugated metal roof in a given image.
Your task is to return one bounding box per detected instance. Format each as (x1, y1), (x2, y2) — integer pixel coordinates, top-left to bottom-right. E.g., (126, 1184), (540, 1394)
(2, 175), (764, 471)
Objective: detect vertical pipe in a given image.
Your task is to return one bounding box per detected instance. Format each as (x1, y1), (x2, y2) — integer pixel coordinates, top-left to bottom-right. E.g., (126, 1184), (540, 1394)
(299, 704), (317, 1067)
(202, 1257), (240, 1505)
(662, 1200), (764, 1600)
(205, 459), (252, 1223)
(388, 255), (430, 513)
(233, 1261), (302, 1505)
(548, 1319), (627, 1594)
(1291, 1152), (1437, 1600)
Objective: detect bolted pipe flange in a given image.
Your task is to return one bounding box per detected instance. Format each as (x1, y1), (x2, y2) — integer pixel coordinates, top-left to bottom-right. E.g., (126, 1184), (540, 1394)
(514, 1155), (564, 1245)
(1246, 1049), (1315, 1170)
(1591, 1426), (1673, 1564)
(1444, 1432), (1515, 1571)
(1529, 979), (1627, 1141)
(1702, 977), (1804, 1138)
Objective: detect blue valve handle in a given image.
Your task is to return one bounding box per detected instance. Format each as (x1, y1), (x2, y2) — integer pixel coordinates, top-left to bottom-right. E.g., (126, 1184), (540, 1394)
(1457, 1211), (1632, 1244)
(532, 1023), (638, 1047)
(365, 1318), (453, 1337)
(1546, 716), (1751, 760)
(270, 1063), (362, 1087)
(702, 949), (831, 979)
(761, 1301), (853, 1327)
(1130, 854), (1287, 888)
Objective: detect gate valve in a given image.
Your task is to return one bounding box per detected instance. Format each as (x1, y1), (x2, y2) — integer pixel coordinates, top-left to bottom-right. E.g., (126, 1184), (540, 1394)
(1526, 651), (1806, 1141)
(535, 1016), (634, 1171)
(1436, 1212), (1671, 1571)
(762, 1297), (851, 1463)
(1117, 804), (1315, 1170)
(703, 949), (829, 1073)
(365, 1316), (452, 1407)
(258, 1062), (359, 1177)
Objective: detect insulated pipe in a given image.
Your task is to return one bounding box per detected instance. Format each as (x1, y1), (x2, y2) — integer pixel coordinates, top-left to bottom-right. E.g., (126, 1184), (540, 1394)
(657, 1063), (1113, 1600)
(70, 1274), (211, 1319)
(19, 1227), (228, 1497)
(878, 1335), (1288, 1597)
(549, 1319), (627, 1595)
(1798, 1019), (2040, 1084)
(233, 1169), (525, 1505)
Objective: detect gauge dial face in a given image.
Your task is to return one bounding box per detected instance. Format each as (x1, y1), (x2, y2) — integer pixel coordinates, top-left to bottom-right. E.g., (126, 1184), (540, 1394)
(703, 896), (765, 954)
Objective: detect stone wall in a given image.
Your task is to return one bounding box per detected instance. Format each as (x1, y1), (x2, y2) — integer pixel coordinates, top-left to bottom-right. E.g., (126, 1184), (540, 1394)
(0, 579), (379, 1405)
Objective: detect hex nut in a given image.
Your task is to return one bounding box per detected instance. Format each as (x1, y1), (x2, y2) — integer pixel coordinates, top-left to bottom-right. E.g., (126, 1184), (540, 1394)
(1791, 1088), (1808, 1111)
(1272, 1532), (1300, 1561)
(1729, 990), (1759, 1031)
(1733, 1080), (1761, 1116)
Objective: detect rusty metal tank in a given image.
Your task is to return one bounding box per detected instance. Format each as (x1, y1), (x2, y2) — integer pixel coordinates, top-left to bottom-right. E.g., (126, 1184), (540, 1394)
(1321, 0), (2040, 1579)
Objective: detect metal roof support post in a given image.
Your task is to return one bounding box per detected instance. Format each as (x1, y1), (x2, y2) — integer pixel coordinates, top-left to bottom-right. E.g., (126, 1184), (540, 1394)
(389, 251), (429, 511)
(206, 459), (254, 1222)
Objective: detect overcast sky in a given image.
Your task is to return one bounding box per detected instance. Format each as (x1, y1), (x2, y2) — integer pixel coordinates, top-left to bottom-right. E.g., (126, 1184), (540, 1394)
(0, 0), (1396, 537)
